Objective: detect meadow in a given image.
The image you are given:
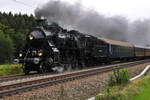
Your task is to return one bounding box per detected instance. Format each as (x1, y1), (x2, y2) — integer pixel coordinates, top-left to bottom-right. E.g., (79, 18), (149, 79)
(96, 72), (150, 100)
(0, 64), (23, 76)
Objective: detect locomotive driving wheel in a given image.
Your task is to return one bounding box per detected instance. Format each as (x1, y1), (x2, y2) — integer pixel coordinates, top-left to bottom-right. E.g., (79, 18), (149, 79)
(23, 64), (30, 75)
(24, 69), (30, 75)
(38, 63), (47, 73)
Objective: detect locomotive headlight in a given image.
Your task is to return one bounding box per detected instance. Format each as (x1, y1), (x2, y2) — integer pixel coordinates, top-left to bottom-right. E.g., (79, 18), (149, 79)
(29, 35), (33, 40)
(19, 53), (22, 57)
(38, 52), (43, 56)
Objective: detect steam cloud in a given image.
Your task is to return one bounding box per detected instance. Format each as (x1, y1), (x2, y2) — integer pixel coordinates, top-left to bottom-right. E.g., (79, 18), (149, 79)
(35, 0), (150, 46)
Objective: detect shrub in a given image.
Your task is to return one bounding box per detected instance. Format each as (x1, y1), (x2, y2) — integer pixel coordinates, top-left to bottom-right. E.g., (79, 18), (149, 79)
(0, 64), (23, 76)
(108, 66), (130, 86)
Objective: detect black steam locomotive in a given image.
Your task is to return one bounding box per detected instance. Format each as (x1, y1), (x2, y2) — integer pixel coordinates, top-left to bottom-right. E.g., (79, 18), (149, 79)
(15, 19), (150, 74)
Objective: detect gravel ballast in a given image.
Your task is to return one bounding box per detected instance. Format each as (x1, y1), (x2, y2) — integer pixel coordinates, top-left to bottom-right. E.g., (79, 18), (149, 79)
(2, 62), (150, 100)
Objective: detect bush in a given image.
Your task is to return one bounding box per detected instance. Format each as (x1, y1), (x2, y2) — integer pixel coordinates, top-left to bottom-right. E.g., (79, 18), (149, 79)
(108, 66), (130, 86)
(0, 64), (23, 76)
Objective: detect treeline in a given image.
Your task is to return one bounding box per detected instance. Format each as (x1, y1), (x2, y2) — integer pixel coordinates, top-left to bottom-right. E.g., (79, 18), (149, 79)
(0, 12), (37, 64)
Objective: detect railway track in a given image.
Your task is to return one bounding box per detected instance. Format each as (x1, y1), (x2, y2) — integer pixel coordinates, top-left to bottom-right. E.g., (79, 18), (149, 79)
(0, 60), (140, 83)
(0, 72), (57, 83)
(0, 59), (150, 98)
(0, 62), (126, 83)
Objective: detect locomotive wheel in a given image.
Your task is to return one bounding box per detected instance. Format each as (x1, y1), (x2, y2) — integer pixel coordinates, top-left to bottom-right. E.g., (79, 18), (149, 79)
(38, 63), (47, 73)
(66, 64), (72, 71)
(23, 64), (30, 75)
(24, 69), (29, 75)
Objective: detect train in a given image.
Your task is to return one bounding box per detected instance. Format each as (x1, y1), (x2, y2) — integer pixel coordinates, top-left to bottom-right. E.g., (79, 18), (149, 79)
(14, 19), (150, 74)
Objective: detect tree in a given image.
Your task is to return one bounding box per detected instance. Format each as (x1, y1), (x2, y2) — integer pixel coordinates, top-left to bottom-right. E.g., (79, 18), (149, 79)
(0, 31), (14, 64)
(0, 12), (37, 64)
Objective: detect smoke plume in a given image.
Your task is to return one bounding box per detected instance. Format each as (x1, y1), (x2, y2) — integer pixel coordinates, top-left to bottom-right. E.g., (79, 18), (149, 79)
(35, 0), (150, 46)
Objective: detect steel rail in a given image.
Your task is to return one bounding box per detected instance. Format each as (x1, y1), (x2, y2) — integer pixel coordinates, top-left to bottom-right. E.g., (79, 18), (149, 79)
(0, 72), (55, 82)
(0, 59), (149, 98)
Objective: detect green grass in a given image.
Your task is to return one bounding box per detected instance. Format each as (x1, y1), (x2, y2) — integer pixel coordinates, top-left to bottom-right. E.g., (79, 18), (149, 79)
(0, 64), (23, 76)
(131, 73), (150, 100)
(96, 72), (150, 100)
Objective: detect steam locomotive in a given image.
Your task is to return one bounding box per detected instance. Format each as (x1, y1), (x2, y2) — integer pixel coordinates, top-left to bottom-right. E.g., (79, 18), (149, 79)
(14, 19), (150, 74)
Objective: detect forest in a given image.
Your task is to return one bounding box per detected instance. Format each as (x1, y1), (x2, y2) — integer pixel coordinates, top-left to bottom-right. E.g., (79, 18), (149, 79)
(0, 12), (37, 64)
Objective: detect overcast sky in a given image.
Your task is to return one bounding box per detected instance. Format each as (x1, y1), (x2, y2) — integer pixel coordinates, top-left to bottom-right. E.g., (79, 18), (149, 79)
(0, 0), (150, 21)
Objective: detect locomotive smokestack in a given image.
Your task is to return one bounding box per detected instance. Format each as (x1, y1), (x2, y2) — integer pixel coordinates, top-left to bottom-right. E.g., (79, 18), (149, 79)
(36, 18), (47, 27)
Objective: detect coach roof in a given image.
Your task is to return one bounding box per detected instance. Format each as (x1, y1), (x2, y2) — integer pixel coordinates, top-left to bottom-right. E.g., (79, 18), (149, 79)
(98, 37), (133, 47)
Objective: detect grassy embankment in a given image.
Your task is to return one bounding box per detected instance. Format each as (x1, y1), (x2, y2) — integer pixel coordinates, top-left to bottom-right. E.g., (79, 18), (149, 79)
(96, 72), (150, 100)
(0, 64), (23, 76)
